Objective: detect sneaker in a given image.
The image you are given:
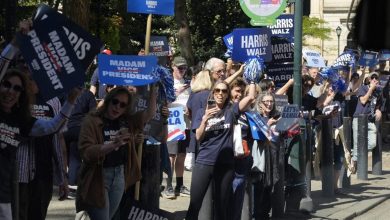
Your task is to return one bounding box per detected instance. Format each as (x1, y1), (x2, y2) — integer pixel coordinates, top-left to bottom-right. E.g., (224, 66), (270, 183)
(175, 185), (190, 197)
(67, 189), (76, 200)
(163, 187), (176, 199)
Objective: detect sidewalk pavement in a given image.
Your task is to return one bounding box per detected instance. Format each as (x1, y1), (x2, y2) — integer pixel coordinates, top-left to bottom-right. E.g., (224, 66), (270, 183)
(47, 151), (390, 220)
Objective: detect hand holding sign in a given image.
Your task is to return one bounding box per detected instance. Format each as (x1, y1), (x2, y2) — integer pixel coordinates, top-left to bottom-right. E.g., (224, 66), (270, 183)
(66, 87), (82, 104)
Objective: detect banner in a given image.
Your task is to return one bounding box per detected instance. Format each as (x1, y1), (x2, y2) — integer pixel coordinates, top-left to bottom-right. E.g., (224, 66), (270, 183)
(17, 18), (84, 101)
(232, 28), (272, 62)
(267, 14), (294, 39)
(167, 107), (186, 142)
(98, 54), (158, 86)
(223, 33), (234, 50)
(265, 62), (293, 87)
(149, 36), (170, 57)
(358, 51), (378, 67)
(270, 36), (294, 63)
(127, 0), (175, 16)
(302, 48), (326, 67)
(274, 95), (289, 113)
(245, 111), (278, 142)
(332, 51), (355, 69)
(379, 49), (390, 61)
(124, 199), (174, 220)
(33, 4), (103, 69)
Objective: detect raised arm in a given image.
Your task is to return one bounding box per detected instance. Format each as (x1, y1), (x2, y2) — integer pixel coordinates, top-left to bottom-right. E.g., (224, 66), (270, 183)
(29, 88), (81, 136)
(275, 78), (294, 95)
(239, 82), (256, 112)
(224, 64), (244, 85)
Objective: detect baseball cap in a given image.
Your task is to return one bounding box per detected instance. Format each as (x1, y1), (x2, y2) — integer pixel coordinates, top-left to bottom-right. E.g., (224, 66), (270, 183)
(369, 72), (379, 78)
(172, 56), (187, 67)
(102, 49), (112, 55)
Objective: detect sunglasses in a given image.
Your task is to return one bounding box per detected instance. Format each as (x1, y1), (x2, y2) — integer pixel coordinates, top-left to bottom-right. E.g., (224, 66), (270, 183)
(177, 66), (188, 71)
(214, 88), (228, 94)
(262, 100), (274, 104)
(111, 98), (128, 108)
(371, 76), (378, 80)
(1, 80), (24, 92)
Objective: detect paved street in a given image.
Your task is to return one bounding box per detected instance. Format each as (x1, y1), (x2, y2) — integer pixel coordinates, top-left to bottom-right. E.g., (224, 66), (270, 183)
(46, 150), (390, 220)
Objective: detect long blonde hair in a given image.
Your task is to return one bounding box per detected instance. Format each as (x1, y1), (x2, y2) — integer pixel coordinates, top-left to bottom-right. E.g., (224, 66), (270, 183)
(191, 70), (213, 93)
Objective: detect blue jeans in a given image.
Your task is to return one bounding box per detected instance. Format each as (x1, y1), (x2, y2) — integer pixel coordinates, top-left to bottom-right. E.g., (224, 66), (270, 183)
(87, 165), (125, 220)
(352, 118), (377, 161)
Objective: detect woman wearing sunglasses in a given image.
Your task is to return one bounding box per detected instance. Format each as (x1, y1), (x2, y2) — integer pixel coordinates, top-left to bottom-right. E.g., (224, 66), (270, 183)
(186, 80), (256, 220)
(0, 69), (78, 219)
(76, 87), (141, 220)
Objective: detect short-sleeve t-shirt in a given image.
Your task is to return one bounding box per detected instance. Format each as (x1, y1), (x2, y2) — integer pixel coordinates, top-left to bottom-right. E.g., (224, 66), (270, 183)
(192, 103), (240, 166)
(0, 111), (35, 202)
(353, 85), (382, 117)
(102, 119), (128, 167)
(187, 90), (210, 152)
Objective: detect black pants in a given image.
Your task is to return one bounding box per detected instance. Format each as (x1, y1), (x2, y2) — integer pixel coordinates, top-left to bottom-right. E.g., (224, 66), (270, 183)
(19, 177), (53, 220)
(186, 163), (234, 220)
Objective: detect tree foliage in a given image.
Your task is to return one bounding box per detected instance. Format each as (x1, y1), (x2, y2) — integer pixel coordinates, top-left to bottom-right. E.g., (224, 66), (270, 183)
(302, 16), (332, 43)
(1, 1), (333, 66)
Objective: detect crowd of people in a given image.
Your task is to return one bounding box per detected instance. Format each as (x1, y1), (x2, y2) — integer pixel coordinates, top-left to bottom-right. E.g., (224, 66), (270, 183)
(0, 20), (389, 220)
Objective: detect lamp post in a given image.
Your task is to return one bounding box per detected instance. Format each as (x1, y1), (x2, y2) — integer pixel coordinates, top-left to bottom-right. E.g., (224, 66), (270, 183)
(336, 26), (342, 55)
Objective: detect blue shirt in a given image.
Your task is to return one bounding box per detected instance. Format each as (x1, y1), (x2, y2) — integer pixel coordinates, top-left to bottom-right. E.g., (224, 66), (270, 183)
(193, 103), (240, 165)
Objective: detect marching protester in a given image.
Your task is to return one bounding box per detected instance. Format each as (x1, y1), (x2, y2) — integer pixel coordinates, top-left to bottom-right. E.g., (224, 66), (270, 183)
(351, 72), (383, 173)
(186, 80), (256, 220)
(64, 88), (97, 199)
(185, 70), (213, 171)
(251, 91), (281, 219)
(16, 73), (69, 220)
(0, 69), (79, 220)
(76, 87), (142, 220)
(164, 56), (191, 199)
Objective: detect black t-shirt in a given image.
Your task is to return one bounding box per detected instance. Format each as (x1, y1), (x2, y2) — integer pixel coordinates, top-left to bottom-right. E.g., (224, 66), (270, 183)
(31, 96), (56, 179)
(187, 90), (210, 152)
(0, 110), (35, 202)
(193, 103), (240, 165)
(102, 119), (128, 167)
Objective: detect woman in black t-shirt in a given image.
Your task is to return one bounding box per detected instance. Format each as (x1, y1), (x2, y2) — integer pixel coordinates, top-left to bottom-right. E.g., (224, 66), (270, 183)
(0, 69), (78, 219)
(186, 80), (256, 220)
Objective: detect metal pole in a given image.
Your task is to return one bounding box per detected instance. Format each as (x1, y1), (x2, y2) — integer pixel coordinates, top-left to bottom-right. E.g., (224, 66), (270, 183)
(293, 0), (303, 106)
(357, 115), (368, 180)
(337, 36), (340, 55)
(299, 118), (313, 212)
(372, 121), (382, 175)
(321, 118), (334, 197)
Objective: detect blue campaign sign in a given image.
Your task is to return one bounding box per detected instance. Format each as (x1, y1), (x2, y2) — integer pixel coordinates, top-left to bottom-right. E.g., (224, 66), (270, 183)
(33, 4), (103, 70)
(266, 62), (294, 88)
(127, 0), (174, 16)
(149, 36), (170, 57)
(267, 14), (294, 39)
(358, 51), (378, 67)
(379, 50), (390, 61)
(16, 18), (85, 102)
(232, 28), (272, 62)
(223, 33), (234, 50)
(332, 51), (354, 69)
(98, 54), (159, 86)
(270, 36), (294, 63)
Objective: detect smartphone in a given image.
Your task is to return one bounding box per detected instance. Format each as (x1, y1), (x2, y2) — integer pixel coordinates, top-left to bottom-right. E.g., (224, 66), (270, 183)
(207, 99), (216, 109)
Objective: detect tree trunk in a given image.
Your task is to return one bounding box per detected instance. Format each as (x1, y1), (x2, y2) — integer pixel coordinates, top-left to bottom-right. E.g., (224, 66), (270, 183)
(63, 0), (91, 30)
(175, 0), (194, 66)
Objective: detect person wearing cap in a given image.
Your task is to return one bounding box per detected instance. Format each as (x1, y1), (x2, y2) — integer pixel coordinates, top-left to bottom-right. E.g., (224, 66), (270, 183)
(163, 56), (192, 199)
(89, 49), (112, 100)
(350, 71), (383, 173)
